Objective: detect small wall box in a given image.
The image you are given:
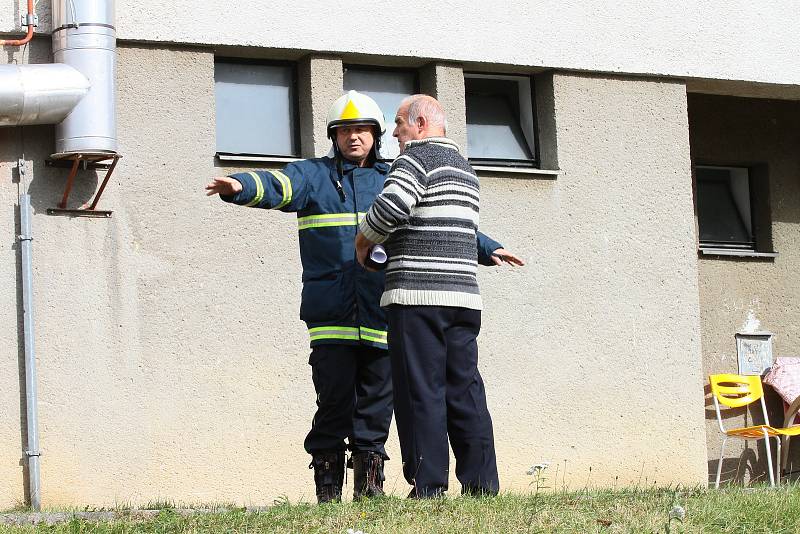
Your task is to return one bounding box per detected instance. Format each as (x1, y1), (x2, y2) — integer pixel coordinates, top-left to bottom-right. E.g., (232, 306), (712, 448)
(736, 331), (774, 376)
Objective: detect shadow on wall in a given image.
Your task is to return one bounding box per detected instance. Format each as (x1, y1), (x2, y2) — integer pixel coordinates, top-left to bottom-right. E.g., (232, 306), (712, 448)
(1, 125), (100, 213)
(687, 94), (800, 227)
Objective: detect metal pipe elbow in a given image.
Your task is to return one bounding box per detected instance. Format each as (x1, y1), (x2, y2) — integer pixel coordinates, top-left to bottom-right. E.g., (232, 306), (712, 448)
(0, 64), (90, 127)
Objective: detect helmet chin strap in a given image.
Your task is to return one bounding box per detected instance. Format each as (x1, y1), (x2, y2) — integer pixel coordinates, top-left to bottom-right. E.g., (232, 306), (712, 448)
(331, 141), (346, 202)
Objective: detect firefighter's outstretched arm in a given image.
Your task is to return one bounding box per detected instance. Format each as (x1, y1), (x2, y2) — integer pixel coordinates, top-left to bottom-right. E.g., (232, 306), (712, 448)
(205, 165), (310, 212)
(205, 176), (242, 196)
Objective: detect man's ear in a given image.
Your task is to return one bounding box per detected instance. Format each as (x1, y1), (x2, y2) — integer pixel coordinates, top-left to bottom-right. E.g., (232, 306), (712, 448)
(416, 115), (427, 131)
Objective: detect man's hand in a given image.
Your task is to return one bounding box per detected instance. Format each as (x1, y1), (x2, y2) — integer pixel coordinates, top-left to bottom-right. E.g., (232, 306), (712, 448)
(205, 176), (243, 197)
(355, 232), (376, 270)
(490, 248), (525, 267)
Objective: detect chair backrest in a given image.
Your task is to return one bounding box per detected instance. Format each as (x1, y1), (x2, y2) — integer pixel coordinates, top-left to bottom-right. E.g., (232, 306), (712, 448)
(709, 374), (771, 433)
(709, 374), (763, 408)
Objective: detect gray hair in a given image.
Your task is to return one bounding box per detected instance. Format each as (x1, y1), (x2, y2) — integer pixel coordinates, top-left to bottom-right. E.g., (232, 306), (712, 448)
(401, 94), (447, 132)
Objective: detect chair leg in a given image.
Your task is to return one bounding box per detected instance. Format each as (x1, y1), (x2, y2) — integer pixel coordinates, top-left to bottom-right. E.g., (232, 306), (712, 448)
(775, 437), (782, 485)
(763, 429), (775, 487)
(781, 435), (791, 476)
(715, 436), (728, 489)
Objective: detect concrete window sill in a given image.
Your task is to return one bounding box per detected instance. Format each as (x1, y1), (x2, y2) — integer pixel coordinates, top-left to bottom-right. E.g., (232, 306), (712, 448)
(472, 165), (560, 178)
(699, 248), (779, 258)
(216, 153), (300, 164)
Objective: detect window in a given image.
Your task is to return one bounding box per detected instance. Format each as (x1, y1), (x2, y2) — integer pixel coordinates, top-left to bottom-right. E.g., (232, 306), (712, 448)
(695, 165), (773, 254)
(343, 66), (417, 160)
(215, 59), (298, 157)
(465, 74), (537, 166)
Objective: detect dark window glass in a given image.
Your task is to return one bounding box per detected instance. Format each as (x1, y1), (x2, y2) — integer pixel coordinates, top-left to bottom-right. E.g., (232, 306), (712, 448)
(696, 166), (754, 249)
(465, 75), (536, 163)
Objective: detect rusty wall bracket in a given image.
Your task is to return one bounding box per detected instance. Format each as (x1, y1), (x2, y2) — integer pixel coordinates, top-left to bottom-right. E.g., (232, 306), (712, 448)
(45, 152), (121, 217)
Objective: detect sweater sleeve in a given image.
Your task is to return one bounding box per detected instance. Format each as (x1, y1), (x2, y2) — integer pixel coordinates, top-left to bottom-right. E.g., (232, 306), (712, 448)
(359, 155), (424, 243)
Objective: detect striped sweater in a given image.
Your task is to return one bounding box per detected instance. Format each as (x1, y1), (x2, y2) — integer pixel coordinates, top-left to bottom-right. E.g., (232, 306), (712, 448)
(359, 137), (482, 310)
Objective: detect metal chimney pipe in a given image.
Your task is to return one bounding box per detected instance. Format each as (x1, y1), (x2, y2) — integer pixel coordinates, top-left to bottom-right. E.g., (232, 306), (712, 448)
(0, 64), (89, 127)
(52, 0), (117, 154)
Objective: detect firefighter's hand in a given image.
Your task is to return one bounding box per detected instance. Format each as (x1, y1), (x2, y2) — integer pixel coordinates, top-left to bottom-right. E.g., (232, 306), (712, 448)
(205, 176), (243, 196)
(355, 232), (375, 271)
(490, 248), (525, 267)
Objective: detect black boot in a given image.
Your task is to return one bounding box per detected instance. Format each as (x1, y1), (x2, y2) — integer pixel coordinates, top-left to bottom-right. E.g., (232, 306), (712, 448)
(309, 451), (345, 504)
(351, 451), (386, 500)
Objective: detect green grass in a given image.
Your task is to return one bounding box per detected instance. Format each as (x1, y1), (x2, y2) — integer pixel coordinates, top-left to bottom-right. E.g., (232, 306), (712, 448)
(3, 486), (800, 533)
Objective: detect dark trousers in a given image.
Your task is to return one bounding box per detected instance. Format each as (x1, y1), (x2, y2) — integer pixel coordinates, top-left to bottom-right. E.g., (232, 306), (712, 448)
(304, 344), (393, 458)
(386, 305), (499, 496)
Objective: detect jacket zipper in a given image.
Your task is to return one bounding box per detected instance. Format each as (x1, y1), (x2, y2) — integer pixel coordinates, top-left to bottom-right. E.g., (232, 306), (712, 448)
(351, 168), (359, 323)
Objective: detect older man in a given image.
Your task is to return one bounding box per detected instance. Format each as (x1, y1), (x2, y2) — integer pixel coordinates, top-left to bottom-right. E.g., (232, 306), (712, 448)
(356, 94), (517, 497)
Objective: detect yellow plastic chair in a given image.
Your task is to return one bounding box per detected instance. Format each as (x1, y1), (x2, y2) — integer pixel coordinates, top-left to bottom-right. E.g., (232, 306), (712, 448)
(709, 373), (800, 488)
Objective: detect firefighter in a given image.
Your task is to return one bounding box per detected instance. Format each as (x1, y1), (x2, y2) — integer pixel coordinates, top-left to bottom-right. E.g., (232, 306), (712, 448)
(205, 90), (519, 503)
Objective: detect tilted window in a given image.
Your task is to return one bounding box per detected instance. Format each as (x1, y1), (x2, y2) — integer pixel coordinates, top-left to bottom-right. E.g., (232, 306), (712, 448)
(465, 74), (537, 166)
(695, 165), (773, 255)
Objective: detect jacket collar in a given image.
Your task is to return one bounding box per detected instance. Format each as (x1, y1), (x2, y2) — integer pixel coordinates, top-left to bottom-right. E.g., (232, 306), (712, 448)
(338, 158), (390, 174)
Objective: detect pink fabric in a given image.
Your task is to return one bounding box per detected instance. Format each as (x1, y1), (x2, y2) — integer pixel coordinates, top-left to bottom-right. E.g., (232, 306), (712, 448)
(763, 356), (800, 405)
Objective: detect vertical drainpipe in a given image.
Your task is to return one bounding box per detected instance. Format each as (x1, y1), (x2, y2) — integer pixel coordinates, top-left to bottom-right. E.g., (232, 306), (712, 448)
(18, 189), (41, 511)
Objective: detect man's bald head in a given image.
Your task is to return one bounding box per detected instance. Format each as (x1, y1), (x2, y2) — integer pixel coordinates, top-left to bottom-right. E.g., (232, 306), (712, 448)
(393, 94), (448, 152)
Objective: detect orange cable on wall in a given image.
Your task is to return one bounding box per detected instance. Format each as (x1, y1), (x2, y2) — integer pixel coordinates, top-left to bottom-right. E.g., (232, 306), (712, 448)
(0, 0), (35, 46)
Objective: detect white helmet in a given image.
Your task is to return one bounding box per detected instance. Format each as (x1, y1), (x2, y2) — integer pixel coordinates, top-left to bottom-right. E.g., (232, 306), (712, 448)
(326, 90), (386, 138)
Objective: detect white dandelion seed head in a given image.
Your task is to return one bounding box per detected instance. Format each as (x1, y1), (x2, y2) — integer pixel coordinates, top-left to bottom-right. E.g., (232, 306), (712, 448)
(669, 505), (686, 521)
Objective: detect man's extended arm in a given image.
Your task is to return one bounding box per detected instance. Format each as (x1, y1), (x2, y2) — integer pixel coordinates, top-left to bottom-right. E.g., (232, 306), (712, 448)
(477, 231), (525, 267)
(205, 164), (309, 212)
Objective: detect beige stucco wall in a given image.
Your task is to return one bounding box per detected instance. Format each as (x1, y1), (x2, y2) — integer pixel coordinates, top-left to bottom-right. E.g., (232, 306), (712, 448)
(0, 43), (334, 508)
(477, 73), (708, 490)
(0, 42), (710, 508)
(689, 93), (800, 483)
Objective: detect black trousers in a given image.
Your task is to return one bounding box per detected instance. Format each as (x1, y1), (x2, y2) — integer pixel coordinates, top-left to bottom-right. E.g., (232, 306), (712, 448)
(386, 305), (499, 496)
(303, 344), (393, 458)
